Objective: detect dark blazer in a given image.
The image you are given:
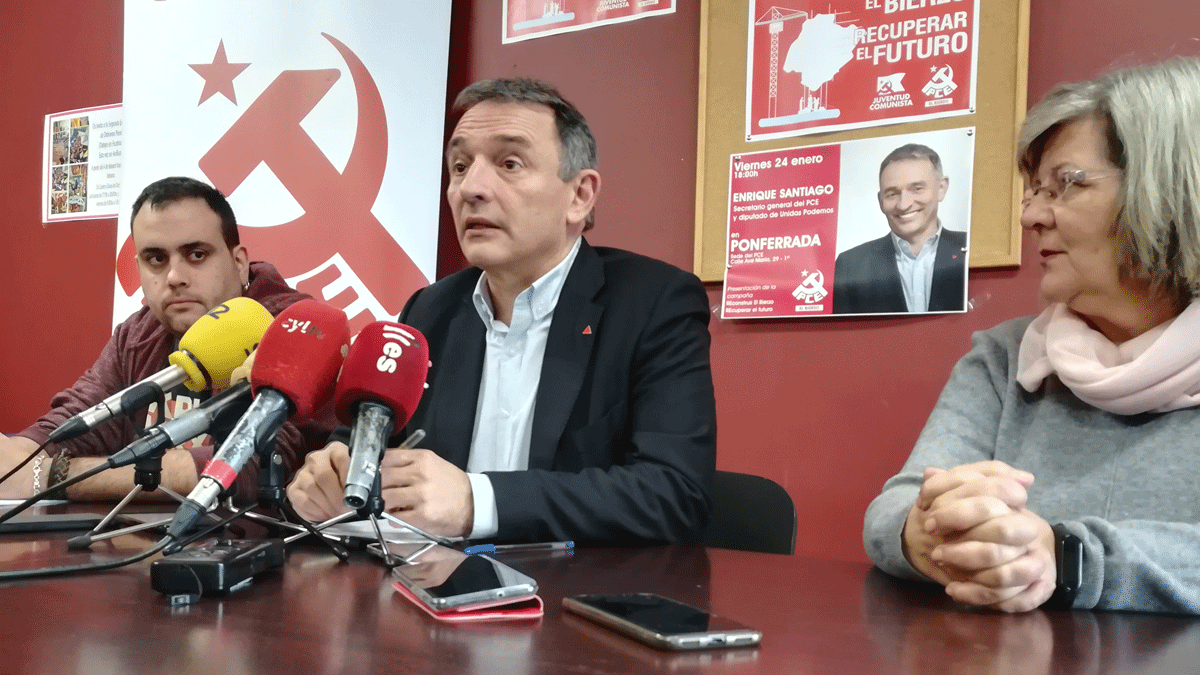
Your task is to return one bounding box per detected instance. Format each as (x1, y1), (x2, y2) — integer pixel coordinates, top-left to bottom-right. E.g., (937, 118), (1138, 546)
(396, 239), (716, 544)
(831, 228), (967, 314)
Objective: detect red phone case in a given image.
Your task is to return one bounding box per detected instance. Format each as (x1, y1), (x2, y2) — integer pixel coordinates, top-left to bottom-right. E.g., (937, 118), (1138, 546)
(392, 580), (544, 622)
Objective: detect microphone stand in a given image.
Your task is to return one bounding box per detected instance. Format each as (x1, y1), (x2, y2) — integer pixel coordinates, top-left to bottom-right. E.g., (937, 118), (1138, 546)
(157, 419), (350, 559)
(285, 471), (452, 567)
(277, 473), (403, 565)
(278, 429), (450, 565)
(360, 473), (400, 566)
(274, 470), (449, 567)
(67, 386), (206, 549)
(224, 441), (350, 561)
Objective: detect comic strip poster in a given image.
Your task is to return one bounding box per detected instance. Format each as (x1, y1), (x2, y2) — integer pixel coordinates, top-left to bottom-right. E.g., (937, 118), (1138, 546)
(746, 0), (978, 141)
(503, 0), (675, 43)
(722, 127), (974, 318)
(42, 104), (123, 222)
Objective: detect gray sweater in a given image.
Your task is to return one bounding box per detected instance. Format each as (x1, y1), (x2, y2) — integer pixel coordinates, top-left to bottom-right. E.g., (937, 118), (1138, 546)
(863, 316), (1200, 613)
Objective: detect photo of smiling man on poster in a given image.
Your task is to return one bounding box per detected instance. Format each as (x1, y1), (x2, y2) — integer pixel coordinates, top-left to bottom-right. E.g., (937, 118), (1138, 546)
(832, 140), (970, 315)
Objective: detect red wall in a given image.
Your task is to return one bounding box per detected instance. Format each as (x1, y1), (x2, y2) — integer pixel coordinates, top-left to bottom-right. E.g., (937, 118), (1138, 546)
(0, 3), (122, 428)
(4, 0), (1199, 561)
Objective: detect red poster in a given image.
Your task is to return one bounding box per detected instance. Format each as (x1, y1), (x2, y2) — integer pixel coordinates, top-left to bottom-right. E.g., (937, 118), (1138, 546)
(503, 0), (675, 44)
(723, 145), (841, 318)
(746, 0), (978, 140)
(723, 127), (975, 319)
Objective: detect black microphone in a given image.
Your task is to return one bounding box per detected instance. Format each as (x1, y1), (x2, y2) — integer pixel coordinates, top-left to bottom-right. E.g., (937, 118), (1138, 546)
(104, 381), (253, 469)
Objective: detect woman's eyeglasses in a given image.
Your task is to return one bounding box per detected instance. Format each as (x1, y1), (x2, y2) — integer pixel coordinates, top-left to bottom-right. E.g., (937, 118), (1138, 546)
(1022, 169), (1122, 210)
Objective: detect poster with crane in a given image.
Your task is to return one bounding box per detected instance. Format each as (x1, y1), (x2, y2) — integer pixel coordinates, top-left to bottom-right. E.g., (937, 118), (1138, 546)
(503, 1), (676, 44)
(745, 1), (978, 141)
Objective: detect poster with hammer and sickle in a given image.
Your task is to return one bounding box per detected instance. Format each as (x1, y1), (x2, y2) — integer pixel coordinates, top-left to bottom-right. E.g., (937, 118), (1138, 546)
(118, 1), (451, 334)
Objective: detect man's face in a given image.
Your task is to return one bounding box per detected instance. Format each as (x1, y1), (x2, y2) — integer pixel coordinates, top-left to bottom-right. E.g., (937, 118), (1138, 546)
(445, 100), (597, 284)
(877, 157), (948, 244)
(132, 197), (248, 336)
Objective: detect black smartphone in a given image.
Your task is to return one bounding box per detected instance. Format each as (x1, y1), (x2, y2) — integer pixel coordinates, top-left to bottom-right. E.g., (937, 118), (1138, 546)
(0, 513), (104, 534)
(563, 593), (762, 651)
(391, 545), (539, 612)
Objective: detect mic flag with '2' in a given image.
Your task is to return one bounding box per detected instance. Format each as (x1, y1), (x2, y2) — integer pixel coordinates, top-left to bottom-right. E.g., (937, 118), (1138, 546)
(334, 321), (430, 509)
(48, 297), (274, 444)
(164, 299), (349, 545)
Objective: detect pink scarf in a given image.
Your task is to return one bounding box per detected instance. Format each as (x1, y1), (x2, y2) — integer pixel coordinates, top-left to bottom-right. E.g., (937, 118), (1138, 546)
(1016, 302), (1200, 414)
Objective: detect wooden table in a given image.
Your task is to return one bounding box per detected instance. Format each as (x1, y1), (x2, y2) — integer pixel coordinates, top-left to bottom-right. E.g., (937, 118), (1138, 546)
(0, 522), (1195, 674)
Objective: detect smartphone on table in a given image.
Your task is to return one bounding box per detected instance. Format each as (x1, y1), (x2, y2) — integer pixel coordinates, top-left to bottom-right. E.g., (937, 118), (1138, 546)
(390, 544), (542, 621)
(563, 592), (762, 651)
(0, 512), (103, 534)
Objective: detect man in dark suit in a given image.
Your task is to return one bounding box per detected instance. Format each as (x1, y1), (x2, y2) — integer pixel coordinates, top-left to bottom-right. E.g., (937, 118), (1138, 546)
(287, 79), (716, 544)
(832, 143), (967, 314)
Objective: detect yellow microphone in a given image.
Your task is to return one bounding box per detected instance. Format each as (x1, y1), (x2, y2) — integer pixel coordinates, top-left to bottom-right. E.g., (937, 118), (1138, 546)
(170, 296), (274, 391)
(48, 297), (274, 443)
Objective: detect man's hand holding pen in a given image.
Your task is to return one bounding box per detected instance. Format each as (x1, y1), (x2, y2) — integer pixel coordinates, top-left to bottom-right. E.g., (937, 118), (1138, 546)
(287, 429), (475, 539)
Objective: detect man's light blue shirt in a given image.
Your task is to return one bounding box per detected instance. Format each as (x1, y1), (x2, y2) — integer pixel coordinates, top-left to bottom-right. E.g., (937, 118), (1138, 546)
(463, 237), (582, 539)
(891, 223), (941, 313)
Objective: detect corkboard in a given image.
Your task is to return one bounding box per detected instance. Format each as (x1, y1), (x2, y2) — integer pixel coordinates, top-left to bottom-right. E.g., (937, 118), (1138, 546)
(694, 0), (1030, 281)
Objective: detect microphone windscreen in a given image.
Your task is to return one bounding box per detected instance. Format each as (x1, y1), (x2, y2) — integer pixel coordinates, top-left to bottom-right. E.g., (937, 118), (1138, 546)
(334, 321), (429, 434)
(172, 297), (275, 391)
(250, 299), (350, 419)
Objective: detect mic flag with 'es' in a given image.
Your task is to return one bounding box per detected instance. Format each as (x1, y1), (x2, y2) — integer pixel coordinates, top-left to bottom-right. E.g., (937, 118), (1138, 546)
(334, 321), (429, 509)
(48, 297), (274, 444)
(165, 300), (350, 544)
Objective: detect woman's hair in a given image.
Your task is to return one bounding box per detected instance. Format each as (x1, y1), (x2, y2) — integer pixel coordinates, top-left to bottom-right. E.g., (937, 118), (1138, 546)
(1018, 57), (1200, 302)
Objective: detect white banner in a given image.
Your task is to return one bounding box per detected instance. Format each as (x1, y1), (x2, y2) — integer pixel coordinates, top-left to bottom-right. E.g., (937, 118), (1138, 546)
(119, 1), (451, 332)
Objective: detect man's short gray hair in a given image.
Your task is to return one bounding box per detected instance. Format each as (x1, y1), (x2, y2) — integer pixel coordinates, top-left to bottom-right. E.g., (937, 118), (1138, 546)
(879, 143), (943, 179)
(1018, 57), (1200, 302)
(453, 78), (598, 229)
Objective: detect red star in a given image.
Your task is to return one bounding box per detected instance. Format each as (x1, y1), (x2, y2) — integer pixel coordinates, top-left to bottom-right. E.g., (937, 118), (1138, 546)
(189, 40), (250, 105)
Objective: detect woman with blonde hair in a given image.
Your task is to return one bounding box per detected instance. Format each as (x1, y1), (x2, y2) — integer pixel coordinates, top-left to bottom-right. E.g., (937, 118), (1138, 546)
(864, 57), (1200, 613)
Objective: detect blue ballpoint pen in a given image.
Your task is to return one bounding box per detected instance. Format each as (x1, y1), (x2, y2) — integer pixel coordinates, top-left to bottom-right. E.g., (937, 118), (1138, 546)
(464, 541), (574, 555)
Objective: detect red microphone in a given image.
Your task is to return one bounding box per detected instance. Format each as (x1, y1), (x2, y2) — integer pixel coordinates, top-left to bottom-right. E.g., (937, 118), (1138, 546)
(334, 321), (429, 509)
(165, 300), (350, 544)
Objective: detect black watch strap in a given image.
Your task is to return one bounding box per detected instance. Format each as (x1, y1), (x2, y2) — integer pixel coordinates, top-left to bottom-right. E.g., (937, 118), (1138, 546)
(1044, 523), (1082, 610)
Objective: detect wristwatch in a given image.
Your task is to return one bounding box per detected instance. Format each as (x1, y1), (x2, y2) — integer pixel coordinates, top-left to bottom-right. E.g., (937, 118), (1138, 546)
(1044, 523), (1082, 610)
